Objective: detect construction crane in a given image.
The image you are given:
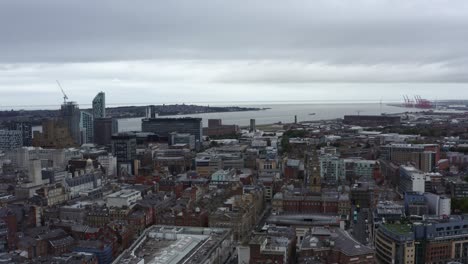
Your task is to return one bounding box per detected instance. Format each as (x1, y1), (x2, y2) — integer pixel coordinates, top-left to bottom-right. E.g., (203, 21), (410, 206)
(56, 80), (68, 104)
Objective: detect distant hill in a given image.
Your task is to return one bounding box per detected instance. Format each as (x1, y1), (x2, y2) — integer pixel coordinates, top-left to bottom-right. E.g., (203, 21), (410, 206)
(0, 104), (266, 125)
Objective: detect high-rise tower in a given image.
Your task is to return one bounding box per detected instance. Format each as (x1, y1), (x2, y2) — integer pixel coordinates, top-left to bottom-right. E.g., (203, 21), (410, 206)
(61, 101), (81, 145)
(92, 92), (106, 118)
(80, 111), (94, 144)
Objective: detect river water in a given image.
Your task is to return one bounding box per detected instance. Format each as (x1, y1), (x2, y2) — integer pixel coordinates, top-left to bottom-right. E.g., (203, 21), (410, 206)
(117, 102), (416, 132)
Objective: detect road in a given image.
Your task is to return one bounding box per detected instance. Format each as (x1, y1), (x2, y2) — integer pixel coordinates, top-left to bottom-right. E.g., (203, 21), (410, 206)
(351, 207), (372, 246)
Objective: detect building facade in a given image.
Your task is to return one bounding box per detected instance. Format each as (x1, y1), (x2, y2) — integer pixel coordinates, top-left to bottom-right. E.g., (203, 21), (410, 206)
(5, 120), (32, 146)
(92, 92), (106, 118)
(33, 119), (77, 148)
(375, 224), (415, 264)
(80, 111), (94, 144)
(0, 130), (23, 151)
(61, 102), (82, 145)
(94, 118), (118, 146)
(400, 165), (426, 194)
(142, 117), (203, 147)
(111, 133), (137, 163)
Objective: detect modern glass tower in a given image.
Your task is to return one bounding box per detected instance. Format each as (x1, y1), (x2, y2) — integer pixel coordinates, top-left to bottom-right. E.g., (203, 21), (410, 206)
(92, 92), (106, 118)
(61, 101), (81, 145)
(80, 111), (94, 144)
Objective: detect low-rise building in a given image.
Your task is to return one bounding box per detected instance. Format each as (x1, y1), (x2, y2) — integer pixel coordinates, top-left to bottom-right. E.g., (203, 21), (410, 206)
(399, 165), (426, 194)
(424, 193), (451, 216)
(0, 130), (23, 151)
(35, 183), (69, 206)
(249, 227), (296, 264)
(74, 240), (113, 264)
(106, 189), (142, 208)
(195, 155), (222, 177)
(114, 226), (232, 264)
(375, 224), (415, 264)
(298, 227), (375, 264)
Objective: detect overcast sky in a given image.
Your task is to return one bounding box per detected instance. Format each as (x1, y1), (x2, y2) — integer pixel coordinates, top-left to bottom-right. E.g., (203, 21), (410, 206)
(1, 0), (468, 108)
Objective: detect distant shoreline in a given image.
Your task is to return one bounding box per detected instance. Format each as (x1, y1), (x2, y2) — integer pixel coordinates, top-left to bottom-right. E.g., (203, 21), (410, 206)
(0, 104), (270, 126)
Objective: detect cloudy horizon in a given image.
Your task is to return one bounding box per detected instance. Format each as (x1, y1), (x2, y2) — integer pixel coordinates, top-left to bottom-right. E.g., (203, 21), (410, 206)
(1, 0), (468, 107)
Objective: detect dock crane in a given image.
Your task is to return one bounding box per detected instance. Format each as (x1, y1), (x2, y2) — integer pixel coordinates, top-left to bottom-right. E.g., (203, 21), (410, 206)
(56, 80), (68, 104)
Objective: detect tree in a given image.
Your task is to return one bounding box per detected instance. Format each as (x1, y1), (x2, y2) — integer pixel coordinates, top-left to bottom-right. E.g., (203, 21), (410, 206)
(452, 198), (468, 214)
(209, 141), (219, 148)
(281, 136), (291, 154)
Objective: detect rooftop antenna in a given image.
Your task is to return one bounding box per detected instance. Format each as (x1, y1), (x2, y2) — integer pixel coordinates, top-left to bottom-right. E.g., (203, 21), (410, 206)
(56, 80), (68, 104)
(356, 110), (362, 116)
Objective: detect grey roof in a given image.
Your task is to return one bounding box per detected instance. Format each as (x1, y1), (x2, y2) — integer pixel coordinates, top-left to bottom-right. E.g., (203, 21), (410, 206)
(332, 228), (374, 256)
(286, 159), (301, 167)
(301, 228), (374, 257)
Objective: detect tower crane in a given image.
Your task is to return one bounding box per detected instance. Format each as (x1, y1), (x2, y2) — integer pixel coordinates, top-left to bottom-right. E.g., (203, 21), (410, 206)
(56, 80), (68, 104)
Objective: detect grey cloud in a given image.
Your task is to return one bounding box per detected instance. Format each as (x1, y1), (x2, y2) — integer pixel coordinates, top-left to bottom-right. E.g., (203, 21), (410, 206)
(1, 0), (468, 107)
(1, 0), (468, 64)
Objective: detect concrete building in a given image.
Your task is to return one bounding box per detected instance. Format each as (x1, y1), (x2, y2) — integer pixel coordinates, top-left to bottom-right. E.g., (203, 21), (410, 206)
(399, 165), (426, 194)
(169, 132), (195, 150)
(145, 104), (157, 118)
(114, 226), (232, 264)
(344, 158), (376, 181)
(447, 151), (468, 167)
(92, 92), (106, 118)
(273, 188), (350, 216)
(154, 148), (192, 175)
(0, 130), (22, 151)
(33, 119), (77, 148)
(3, 147), (82, 169)
(374, 201), (405, 226)
(283, 158), (304, 181)
(375, 224), (415, 264)
(203, 119), (239, 137)
(35, 183), (69, 206)
(319, 154), (343, 183)
(375, 217), (468, 264)
(94, 118), (118, 146)
(0, 220), (8, 253)
(195, 155), (222, 177)
(106, 189), (142, 208)
(15, 159), (47, 199)
(66, 173), (102, 199)
(4, 120), (32, 146)
(80, 111), (94, 144)
(298, 227), (375, 264)
(250, 119), (256, 132)
(343, 115), (401, 126)
(404, 192), (429, 216)
(412, 151), (438, 173)
(61, 101), (82, 145)
(209, 189), (264, 242)
(319, 155), (377, 183)
(141, 117), (203, 148)
(413, 216), (468, 263)
(380, 144), (440, 172)
(447, 180), (468, 198)
(211, 169), (237, 183)
(424, 193), (451, 216)
(97, 154), (118, 178)
(74, 240), (112, 264)
(249, 233), (295, 264)
(111, 133), (137, 163)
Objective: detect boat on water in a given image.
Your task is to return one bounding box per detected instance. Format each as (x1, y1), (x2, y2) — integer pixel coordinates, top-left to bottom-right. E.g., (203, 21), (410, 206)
(309, 113), (316, 115)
